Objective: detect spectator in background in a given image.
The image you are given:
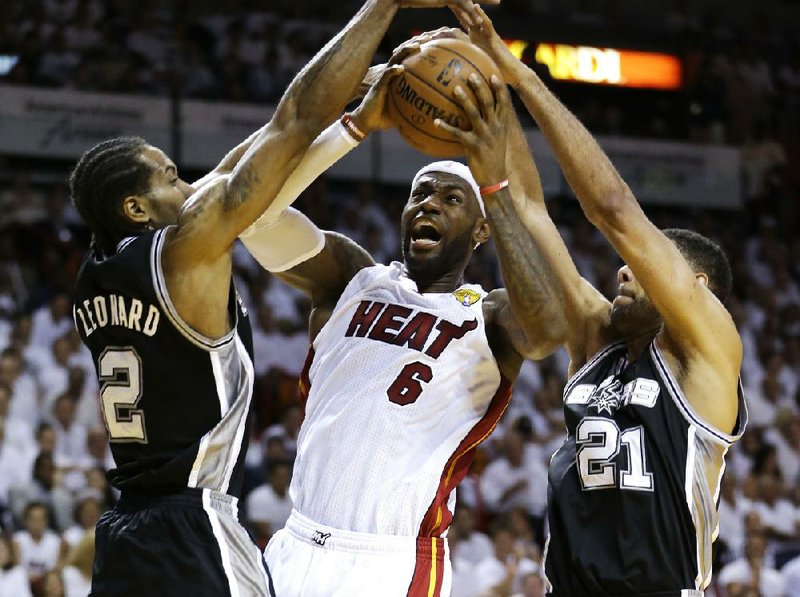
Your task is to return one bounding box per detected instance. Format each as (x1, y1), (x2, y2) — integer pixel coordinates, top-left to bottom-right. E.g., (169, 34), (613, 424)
(30, 294), (72, 352)
(0, 382), (35, 466)
(718, 530), (786, 596)
(262, 403), (303, 457)
(448, 503), (493, 565)
(0, 533), (32, 597)
(245, 459), (293, 549)
(40, 568), (66, 597)
(718, 473), (751, 562)
(480, 427), (549, 526)
(62, 530), (93, 597)
(62, 491), (101, 550)
(36, 30), (81, 87)
(0, 415), (29, 519)
(754, 475), (796, 543)
(471, 519), (539, 597)
(0, 347), (39, 428)
(50, 393), (88, 467)
(511, 569), (546, 597)
(0, 169), (47, 228)
(6, 315), (50, 378)
(767, 410), (800, 484)
(38, 337), (74, 413)
(12, 501), (64, 589)
(9, 453), (73, 531)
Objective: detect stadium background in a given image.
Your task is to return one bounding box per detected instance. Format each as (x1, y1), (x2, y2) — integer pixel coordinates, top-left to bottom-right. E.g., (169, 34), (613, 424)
(1, 1), (799, 595)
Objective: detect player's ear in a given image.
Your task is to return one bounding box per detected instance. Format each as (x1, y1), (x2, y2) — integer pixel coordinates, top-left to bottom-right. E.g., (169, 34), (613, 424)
(696, 272), (709, 287)
(121, 195), (150, 226)
(473, 217), (490, 247)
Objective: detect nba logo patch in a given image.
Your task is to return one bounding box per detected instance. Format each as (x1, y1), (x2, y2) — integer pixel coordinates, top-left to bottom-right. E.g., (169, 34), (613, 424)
(453, 288), (481, 307)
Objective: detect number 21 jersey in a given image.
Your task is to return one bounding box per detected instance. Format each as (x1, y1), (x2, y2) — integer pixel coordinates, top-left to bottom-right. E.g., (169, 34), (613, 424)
(545, 341), (747, 596)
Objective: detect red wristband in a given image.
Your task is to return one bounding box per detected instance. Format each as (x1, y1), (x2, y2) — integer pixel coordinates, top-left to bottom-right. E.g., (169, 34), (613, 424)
(479, 179), (509, 197)
(341, 114), (366, 142)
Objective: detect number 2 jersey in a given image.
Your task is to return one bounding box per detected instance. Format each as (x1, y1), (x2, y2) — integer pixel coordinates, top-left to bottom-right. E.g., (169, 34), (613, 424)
(545, 341), (747, 596)
(73, 228), (255, 498)
(292, 262), (512, 536)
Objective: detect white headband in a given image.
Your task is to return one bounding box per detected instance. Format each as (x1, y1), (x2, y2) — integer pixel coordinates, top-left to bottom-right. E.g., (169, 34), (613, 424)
(411, 161), (485, 216)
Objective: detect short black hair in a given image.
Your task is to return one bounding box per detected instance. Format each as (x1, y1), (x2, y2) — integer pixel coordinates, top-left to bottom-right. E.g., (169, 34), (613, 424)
(662, 228), (732, 302)
(68, 137), (153, 257)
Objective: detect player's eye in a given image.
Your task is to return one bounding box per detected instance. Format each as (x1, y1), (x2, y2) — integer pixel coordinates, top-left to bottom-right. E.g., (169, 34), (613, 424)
(447, 194), (461, 203)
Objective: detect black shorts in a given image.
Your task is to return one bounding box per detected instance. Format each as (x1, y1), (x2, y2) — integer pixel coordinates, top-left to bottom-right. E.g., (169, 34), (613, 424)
(91, 487), (275, 597)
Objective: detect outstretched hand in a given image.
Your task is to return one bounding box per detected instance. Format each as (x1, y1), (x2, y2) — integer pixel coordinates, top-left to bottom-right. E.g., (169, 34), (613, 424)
(450, 3), (519, 84)
(355, 27), (468, 99)
(434, 73), (510, 186)
(351, 27), (473, 132)
(350, 64), (405, 134)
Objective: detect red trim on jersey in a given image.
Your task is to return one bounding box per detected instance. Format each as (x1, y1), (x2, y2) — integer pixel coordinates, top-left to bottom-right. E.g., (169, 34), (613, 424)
(419, 375), (513, 538)
(407, 537), (446, 597)
(298, 347), (315, 408)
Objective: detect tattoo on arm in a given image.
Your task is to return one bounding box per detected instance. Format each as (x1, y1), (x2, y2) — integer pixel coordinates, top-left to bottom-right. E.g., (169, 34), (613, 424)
(486, 190), (561, 346)
(225, 163), (262, 211)
(292, 36), (345, 104)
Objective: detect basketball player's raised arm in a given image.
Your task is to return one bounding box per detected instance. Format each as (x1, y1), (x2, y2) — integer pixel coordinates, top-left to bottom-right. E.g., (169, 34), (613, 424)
(455, 7), (741, 430)
(168, 0), (490, 261)
(449, 8), (609, 373)
(436, 76), (566, 370)
(502, 104), (613, 373)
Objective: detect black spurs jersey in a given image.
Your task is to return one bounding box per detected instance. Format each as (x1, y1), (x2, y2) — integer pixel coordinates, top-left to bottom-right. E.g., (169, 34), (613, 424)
(73, 228), (255, 497)
(544, 341), (747, 596)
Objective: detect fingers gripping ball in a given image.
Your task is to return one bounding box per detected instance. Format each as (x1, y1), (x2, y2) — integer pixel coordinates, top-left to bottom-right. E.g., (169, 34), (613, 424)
(387, 37), (503, 158)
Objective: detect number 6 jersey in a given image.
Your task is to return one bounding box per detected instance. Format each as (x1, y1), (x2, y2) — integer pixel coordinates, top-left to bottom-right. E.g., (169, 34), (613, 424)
(292, 262), (512, 536)
(544, 341), (747, 596)
(73, 228), (255, 497)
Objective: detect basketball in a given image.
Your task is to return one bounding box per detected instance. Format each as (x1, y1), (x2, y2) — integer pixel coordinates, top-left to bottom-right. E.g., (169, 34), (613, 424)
(387, 37), (503, 158)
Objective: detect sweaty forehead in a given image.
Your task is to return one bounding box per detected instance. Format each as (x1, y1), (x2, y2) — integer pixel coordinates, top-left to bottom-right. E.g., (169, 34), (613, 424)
(415, 172), (471, 192)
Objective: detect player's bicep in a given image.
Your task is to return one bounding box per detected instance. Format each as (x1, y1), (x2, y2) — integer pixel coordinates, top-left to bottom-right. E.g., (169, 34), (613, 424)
(276, 231), (374, 307)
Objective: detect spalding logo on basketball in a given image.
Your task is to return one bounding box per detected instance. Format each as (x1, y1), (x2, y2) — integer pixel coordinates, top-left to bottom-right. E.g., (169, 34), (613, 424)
(387, 38), (503, 158)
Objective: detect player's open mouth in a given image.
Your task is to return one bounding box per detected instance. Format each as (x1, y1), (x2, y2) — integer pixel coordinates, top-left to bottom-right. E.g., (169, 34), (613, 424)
(410, 223), (442, 251)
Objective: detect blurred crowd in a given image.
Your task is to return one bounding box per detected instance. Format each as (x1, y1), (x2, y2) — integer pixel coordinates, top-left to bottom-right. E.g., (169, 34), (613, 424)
(1, 0), (800, 145)
(1, 1), (800, 597)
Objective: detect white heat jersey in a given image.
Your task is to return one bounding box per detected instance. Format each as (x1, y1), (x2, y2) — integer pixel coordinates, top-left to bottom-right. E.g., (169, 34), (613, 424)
(291, 262), (511, 537)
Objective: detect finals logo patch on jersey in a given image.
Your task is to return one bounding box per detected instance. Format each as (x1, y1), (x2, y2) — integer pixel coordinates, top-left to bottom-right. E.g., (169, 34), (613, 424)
(453, 288), (481, 307)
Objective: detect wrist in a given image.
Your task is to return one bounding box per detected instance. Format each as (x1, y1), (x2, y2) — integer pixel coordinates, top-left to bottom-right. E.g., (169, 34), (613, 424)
(341, 113), (368, 142)
(479, 178), (509, 198)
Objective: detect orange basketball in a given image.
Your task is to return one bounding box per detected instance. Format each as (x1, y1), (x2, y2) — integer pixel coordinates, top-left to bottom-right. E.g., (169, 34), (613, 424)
(387, 37), (503, 158)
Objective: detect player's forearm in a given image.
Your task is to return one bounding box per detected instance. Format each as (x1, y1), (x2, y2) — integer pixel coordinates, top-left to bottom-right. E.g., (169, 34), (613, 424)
(484, 188), (566, 356)
(510, 64), (634, 226)
(505, 114), (589, 332)
(282, 0), (398, 132)
(243, 119), (361, 232)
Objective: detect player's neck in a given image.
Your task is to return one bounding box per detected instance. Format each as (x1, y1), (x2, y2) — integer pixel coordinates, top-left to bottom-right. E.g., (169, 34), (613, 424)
(624, 325), (661, 361)
(404, 265), (464, 294)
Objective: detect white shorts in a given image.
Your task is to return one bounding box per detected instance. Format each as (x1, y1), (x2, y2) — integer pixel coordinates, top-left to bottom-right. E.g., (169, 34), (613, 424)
(265, 510), (452, 597)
